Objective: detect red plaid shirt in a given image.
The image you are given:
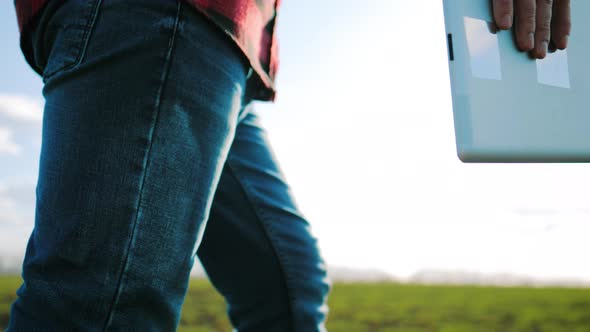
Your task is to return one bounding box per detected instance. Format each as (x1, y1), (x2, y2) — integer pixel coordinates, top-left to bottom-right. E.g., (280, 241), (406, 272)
(15, 0), (280, 101)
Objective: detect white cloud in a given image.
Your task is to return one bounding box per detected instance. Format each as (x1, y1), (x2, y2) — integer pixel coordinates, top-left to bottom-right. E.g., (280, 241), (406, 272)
(0, 196), (21, 224)
(0, 94), (43, 122)
(0, 182), (35, 255)
(0, 127), (21, 155)
(0, 182), (35, 227)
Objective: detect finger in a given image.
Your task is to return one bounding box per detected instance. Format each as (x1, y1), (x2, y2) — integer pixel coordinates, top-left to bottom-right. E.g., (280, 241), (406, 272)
(532, 0), (553, 58)
(493, 0), (514, 30)
(551, 0), (571, 49)
(515, 0), (536, 51)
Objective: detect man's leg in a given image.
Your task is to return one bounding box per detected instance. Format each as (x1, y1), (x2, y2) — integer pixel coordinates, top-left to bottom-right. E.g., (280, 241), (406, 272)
(8, 0), (250, 330)
(197, 107), (332, 332)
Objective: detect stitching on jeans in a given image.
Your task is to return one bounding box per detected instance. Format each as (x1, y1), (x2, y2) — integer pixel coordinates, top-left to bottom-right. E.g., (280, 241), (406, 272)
(43, 0), (102, 80)
(75, 0), (102, 68)
(226, 161), (297, 330)
(102, 2), (183, 330)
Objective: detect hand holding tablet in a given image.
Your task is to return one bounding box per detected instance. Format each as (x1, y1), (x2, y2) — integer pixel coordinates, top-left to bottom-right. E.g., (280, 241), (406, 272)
(443, 0), (589, 162)
(491, 0), (571, 58)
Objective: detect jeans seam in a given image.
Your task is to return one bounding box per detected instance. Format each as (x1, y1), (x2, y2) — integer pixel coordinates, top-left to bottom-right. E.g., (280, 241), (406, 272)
(43, 0), (103, 81)
(226, 160), (297, 330)
(101, 2), (183, 330)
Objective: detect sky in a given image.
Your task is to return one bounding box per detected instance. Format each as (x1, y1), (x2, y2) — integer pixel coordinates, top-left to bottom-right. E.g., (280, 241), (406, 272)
(1, 0), (590, 281)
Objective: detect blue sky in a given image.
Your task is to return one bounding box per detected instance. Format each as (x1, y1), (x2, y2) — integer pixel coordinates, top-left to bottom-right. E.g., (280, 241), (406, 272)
(1, 1), (590, 280)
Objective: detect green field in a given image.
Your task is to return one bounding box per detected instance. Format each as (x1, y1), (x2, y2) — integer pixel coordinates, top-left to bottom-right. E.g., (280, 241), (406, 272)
(2, 276), (590, 331)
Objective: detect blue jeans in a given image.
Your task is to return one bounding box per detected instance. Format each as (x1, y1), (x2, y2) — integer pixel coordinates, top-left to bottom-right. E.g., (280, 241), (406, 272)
(7, 0), (331, 331)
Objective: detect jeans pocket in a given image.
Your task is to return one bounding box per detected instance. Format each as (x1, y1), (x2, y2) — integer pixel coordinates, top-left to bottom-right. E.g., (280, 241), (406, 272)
(30, 0), (102, 82)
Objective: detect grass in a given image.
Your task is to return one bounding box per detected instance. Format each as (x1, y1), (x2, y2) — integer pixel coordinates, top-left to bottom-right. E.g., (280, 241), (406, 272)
(2, 276), (590, 331)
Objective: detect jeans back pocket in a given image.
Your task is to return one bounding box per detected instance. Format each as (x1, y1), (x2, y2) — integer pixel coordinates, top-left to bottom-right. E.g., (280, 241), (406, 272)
(28, 0), (102, 82)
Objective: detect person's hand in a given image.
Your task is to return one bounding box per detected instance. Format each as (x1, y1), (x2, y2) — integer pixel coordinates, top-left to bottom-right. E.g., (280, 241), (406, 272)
(492, 0), (571, 59)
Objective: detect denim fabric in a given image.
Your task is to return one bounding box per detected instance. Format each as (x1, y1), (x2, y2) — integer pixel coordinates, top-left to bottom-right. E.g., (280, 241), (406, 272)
(7, 0), (331, 331)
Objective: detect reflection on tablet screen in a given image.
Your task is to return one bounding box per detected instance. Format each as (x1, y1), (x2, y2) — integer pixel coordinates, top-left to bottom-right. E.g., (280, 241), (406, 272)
(537, 50), (571, 89)
(464, 16), (502, 81)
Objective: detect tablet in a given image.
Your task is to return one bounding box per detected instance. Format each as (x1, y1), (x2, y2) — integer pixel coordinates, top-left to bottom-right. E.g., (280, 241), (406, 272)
(443, 0), (590, 162)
